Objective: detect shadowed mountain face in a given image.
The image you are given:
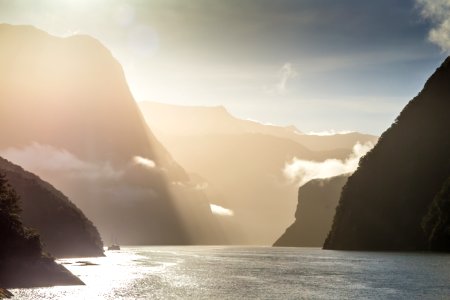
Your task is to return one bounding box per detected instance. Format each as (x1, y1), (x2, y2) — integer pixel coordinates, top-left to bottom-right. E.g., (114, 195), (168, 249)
(139, 101), (376, 244)
(274, 175), (348, 247)
(0, 174), (82, 288)
(0, 24), (225, 245)
(422, 177), (450, 251)
(324, 57), (450, 251)
(0, 157), (103, 258)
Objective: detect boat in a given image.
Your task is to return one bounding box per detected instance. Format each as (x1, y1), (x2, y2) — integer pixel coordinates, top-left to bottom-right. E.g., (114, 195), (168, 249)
(107, 244), (120, 251)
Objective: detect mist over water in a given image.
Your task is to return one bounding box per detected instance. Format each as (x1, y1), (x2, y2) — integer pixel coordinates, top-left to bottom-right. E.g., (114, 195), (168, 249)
(11, 247), (450, 299)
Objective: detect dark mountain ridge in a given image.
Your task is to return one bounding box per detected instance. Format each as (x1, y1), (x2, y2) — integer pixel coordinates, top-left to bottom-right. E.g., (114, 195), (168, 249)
(0, 156), (103, 258)
(324, 57), (450, 251)
(0, 174), (82, 288)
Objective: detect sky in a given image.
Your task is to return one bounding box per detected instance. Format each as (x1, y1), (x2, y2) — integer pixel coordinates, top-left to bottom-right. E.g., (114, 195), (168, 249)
(0, 0), (448, 135)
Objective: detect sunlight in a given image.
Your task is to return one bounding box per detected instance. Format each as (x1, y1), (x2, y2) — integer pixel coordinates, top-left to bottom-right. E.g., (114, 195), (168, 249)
(1, 1), (448, 299)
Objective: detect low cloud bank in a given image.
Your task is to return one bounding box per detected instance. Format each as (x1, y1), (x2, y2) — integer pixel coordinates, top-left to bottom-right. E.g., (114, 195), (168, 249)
(283, 142), (375, 186)
(0, 142), (122, 180)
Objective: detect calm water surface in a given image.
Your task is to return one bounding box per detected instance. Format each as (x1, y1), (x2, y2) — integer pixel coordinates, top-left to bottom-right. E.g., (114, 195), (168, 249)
(11, 246), (450, 299)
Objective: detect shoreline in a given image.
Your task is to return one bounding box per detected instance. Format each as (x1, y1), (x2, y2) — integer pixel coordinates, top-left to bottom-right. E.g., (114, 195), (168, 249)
(0, 288), (13, 299)
(1, 257), (84, 289)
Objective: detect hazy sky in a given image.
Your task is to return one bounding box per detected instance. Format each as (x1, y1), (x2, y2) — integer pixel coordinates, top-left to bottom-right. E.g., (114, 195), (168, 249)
(0, 0), (447, 134)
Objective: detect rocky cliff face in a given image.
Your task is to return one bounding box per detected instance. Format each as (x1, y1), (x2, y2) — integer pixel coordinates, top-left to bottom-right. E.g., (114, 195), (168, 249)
(274, 175), (348, 247)
(0, 24), (224, 245)
(324, 57), (450, 251)
(0, 157), (103, 258)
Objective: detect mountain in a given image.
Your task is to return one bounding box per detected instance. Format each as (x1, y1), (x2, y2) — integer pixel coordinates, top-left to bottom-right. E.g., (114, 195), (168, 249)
(139, 101), (303, 139)
(421, 177), (450, 251)
(0, 25), (183, 177)
(324, 57), (450, 251)
(138, 101), (376, 244)
(0, 24), (224, 245)
(0, 157), (103, 258)
(162, 134), (348, 244)
(139, 101), (377, 152)
(0, 174), (82, 288)
(274, 175), (348, 247)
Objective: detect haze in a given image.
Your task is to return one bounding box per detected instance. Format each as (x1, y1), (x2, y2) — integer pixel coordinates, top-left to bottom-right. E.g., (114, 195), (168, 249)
(0, 0), (447, 135)
(1, 1), (450, 297)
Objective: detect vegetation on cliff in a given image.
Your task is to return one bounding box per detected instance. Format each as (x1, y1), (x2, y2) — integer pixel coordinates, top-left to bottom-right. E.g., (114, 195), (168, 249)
(324, 58), (450, 251)
(0, 173), (82, 288)
(422, 177), (450, 251)
(0, 157), (104, 258)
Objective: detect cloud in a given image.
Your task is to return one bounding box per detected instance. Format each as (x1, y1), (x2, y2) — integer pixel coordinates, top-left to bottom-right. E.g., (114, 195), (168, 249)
(264, 62), (298, 94)
(0, 142), (122, 180)
(133, 156), (156, 168)
(209, 204), (234, 217)
(0, 143), (165, 206)
(417, 0), (450, 52)
(276, 62), (298, 94)
(283, 141), (375, 186)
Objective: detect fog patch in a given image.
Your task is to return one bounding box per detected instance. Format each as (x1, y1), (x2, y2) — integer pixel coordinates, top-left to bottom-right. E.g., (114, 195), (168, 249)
(284, 142), (374, 186)
(0, 142), (123, 180)
(210, 204), (234, 217)
(133, 155), (156, 168)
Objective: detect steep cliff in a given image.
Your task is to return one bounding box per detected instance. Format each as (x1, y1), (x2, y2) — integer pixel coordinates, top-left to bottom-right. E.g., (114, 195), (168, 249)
(324, 58), (450, 251)
(0, 174), (82, 288)
(274, 175), (348, 247)
(0, 157), (103, 258)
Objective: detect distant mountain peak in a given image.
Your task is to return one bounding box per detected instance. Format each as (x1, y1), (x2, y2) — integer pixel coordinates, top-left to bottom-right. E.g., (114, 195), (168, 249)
(139, 101), (377, 152)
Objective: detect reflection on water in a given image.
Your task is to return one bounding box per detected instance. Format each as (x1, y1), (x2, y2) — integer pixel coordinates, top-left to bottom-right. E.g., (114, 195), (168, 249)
(11, 246), (450, 299)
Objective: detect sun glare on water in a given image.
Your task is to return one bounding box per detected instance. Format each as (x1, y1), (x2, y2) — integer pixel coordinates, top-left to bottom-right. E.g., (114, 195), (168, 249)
(11, 250), (151, 300)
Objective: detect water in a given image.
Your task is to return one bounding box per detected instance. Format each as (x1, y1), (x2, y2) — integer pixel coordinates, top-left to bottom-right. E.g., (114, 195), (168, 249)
(11, 246), (450, 299)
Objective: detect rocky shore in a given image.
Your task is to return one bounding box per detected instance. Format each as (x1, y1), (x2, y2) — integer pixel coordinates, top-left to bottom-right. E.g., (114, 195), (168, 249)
(0, 288), (13, 299)
(1, 255), (84, 289)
